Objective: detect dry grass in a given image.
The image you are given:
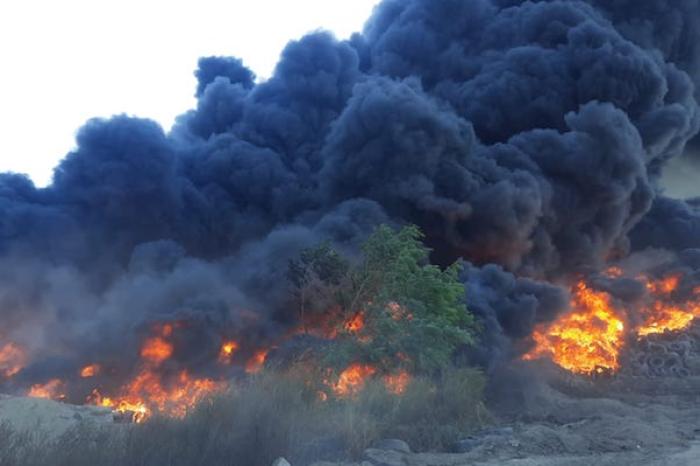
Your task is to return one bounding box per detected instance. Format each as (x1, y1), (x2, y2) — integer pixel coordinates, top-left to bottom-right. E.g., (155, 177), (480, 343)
(0, 367), (488, 466)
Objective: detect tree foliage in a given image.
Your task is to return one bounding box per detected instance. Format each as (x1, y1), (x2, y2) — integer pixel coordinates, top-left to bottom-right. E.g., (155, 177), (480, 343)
(288, 225), (476, 374)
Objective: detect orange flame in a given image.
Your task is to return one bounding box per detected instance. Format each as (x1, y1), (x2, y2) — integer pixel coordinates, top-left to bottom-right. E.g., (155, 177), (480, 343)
(645, 275), (680, 296)
(636, 274), (698, 336)
(80, 364), (101, 378)
(330, 363), (377, 397)
(90, 369), (224, 422)
(245, 349), (268, 374)
(88, 389), (149, 423)
(524, 281), (625, 374)
(28, 379), (65, 400)
(0, 342), (26, 378)
(218, 341), (239, 364)
(86, 322), (224, 422)
(637, 303), (696, 337)
(140, 336), (173, 364)
(344, 313), (365, 333)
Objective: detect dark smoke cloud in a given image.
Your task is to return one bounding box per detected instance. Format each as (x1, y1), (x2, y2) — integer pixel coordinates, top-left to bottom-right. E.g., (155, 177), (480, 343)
(461, 263), (568, 369)
(1, 0), (700, 385)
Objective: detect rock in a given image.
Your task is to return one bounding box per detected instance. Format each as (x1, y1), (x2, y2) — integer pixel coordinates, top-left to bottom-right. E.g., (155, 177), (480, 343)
(363, 448), (406, 466)
(0, 395), (113, 440)
(271, 458), (291, 466)
(371, 439), (411, 453)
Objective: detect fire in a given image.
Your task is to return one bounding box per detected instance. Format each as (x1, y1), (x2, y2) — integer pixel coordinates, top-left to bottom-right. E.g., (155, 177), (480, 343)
(525, 272), (700, 375)
(383, 370), (411, 395)
(218, 341), (239, 364)
(85, 323), (225, 422)
(141, 337), (174, 363)
(330, 363), (377, 397)
(645, 275), (680, 295)
(637, 303), (696, 337)
(89, 369), (224, 422)
(0, 342), (26, 378)
(636, 275), (698, 337)
(524, 281), (625, 375)
(89, 389), (149, 423)
(113, 370), (223, 420)
(80, 364), (101, 378)
(28, 379), (65, 400)
(344, 313), (365, 332)
(245, 349), (268, 374)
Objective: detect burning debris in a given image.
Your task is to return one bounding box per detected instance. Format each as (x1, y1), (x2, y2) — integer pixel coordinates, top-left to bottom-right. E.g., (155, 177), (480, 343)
(524, 281), (626, 375)
(524, 269), (700, 375)
(1, 0), (700, 430)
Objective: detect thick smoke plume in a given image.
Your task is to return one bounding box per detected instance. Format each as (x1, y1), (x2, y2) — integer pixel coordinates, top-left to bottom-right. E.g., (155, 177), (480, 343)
(1, 0), (700, 394)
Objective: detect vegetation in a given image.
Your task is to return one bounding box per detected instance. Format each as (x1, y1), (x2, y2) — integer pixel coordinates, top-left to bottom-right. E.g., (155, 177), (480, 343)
(289, 225), (476, 374)
(0, 225), (487, 466)
(0, 366), (488, 466)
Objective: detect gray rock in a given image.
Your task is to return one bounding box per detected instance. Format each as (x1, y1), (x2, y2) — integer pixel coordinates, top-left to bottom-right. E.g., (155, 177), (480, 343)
(363, 448), (406, 466)
(371, 439), (411, 453)
(271, 458), (291, 466)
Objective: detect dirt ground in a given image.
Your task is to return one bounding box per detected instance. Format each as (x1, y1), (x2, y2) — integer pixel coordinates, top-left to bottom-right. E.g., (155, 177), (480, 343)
(312, 365), (700, 466)
(315, 323), (700, 466)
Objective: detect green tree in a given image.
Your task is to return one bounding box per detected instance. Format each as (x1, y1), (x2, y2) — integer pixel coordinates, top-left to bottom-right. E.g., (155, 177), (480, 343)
(289, 225), (476, 374)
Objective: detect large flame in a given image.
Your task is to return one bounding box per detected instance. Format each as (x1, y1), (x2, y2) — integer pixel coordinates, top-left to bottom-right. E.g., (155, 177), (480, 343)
(86, 323), (225, 422)
(94, 370), (225, 422)
(6, 302), (417, 421)
(525, 273), (700, 375)
(524, 281), (625, 374)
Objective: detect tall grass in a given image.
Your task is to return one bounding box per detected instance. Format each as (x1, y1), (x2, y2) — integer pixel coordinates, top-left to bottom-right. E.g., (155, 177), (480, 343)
(0, 367), (488, 466)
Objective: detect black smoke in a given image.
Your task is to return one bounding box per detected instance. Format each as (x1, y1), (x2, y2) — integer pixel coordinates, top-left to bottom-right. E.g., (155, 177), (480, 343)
(1, 0), (700, 390)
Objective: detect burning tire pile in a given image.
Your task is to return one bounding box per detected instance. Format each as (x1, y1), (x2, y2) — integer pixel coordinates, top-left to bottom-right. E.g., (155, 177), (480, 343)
(623, 326), (700, 378)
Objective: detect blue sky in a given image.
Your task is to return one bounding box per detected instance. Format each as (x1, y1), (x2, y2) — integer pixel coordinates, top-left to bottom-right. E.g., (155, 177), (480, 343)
(0, 0), (381, 186)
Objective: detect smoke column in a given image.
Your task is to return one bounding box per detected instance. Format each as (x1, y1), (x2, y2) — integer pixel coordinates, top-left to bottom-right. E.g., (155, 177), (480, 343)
(1, 0), (700, 391)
